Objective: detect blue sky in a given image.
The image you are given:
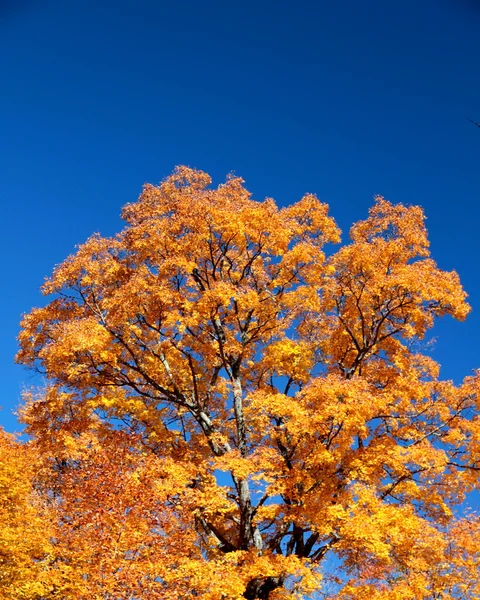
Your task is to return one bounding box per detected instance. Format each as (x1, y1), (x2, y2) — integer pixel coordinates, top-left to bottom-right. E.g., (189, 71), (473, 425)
(1, 0), (480, 434)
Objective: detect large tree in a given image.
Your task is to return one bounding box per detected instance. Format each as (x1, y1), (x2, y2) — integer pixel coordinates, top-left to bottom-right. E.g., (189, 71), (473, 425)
(17, 167), (479, 598)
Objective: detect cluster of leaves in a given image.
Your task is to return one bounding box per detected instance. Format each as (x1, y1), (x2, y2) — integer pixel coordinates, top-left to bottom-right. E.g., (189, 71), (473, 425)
(7, 167), (480, 598)
(0, 429), (65, 598)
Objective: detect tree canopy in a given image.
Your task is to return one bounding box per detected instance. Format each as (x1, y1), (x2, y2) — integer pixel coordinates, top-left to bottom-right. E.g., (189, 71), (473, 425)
(14, 167), (480, 598)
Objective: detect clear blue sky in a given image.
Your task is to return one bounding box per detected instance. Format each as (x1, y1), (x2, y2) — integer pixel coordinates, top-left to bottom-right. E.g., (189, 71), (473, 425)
(1, 0), (480, 434)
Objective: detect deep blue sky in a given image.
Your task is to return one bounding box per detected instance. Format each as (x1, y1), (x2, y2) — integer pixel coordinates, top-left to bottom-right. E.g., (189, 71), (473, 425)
(1, 0), (480, 435)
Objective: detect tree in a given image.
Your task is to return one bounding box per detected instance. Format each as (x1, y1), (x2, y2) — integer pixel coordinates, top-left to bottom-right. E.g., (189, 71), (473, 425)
(17, 167), (479, 598)
(0, 428), (62, 599)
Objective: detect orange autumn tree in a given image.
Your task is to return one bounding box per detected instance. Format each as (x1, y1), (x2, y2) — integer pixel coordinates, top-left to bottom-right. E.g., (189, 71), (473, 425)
(17, 167), (479, 599)
(0, 428), (63, 599)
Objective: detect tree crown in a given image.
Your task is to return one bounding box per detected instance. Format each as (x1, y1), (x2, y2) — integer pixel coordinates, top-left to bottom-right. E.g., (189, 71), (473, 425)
(16, 167), (479, 599)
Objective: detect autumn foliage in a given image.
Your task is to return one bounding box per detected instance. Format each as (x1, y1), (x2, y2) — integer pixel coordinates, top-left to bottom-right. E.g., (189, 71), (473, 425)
(13, 167), (480, 598)
(0, 429), (59, 599)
